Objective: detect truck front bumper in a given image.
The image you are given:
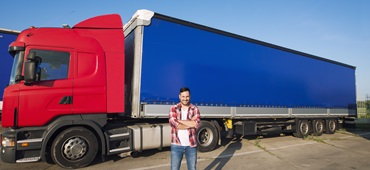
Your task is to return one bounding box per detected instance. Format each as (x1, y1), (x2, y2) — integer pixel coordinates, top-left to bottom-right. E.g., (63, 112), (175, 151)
(1, 127), (43, 163)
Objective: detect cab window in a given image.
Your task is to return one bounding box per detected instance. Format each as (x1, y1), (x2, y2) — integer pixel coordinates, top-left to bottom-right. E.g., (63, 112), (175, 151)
(30, 49), (70, 81)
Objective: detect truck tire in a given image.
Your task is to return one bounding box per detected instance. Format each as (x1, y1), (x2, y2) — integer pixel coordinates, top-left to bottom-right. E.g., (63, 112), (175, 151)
(51, 127), (98, 169)
(196, 121), (219, 152)
(312, 120), (324, 136)
(293, 120), (311, 138)
(326, 119), (337, 134)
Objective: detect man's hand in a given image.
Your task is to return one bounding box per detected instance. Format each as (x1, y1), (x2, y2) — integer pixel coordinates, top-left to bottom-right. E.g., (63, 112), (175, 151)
(177, 124), (190, 130)
(178, 120), (197, 128)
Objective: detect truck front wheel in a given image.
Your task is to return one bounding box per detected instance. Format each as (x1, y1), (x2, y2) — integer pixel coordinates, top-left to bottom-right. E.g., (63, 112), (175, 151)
(196, 121), (219, 152)
(51, 127), (98, 169)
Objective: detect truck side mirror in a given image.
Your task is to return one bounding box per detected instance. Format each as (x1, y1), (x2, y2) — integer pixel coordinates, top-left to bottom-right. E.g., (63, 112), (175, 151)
(15, 75), (24, 82)
(24, 52), (37, 85)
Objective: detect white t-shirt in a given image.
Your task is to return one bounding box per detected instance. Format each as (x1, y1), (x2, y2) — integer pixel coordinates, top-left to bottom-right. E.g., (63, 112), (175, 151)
(178, 108), (190, 146)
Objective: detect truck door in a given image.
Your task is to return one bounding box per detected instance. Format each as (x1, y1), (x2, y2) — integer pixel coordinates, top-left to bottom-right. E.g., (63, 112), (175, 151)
(17, 48), (73, 127)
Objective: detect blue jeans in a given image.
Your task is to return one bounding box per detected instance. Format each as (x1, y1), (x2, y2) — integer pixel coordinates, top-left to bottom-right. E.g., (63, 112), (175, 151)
(171, 144), (197, 170)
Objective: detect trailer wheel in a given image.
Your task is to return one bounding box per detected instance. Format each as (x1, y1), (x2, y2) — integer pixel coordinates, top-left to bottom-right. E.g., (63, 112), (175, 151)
(326, 119), (337, 134)
(293, 120), (311, 138)
(196, 121), (219, 152)
(51, 127), (98, 169)
(312, 120), (324, 136)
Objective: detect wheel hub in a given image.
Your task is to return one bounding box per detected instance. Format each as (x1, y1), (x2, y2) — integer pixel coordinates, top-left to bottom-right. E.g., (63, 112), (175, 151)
(63, 137), (87, 160)
(300, 123), (308, 134)
(199, 128), (213, 145)
(329, 121), (335, 131)
(316, 122), (323, 131)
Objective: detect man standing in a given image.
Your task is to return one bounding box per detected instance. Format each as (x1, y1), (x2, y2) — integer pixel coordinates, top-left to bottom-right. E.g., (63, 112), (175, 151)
(169, 87), (201, 170)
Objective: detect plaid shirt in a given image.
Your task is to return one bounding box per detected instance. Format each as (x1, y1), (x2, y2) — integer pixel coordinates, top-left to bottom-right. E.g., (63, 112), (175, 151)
(169, 102), (201, 147)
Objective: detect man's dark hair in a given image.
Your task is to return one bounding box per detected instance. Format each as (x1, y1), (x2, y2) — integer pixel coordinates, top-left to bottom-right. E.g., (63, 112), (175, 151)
(179, 87), (191, 94)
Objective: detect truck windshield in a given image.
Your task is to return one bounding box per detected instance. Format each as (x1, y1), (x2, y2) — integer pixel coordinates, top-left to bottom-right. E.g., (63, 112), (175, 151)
(9, 51), (24, 85)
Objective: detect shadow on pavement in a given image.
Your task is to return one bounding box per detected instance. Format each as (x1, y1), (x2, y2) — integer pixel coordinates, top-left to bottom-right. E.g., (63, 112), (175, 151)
(89, 147), (171, 166)
(343, 118), (370, 140)
(204, 137), (242, 170)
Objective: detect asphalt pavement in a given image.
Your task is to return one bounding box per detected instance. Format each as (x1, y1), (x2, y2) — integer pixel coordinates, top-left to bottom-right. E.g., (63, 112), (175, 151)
(1, 122), (370, 170)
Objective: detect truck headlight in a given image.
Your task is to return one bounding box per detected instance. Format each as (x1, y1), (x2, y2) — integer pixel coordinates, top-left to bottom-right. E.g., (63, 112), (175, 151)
(1, 137), (15, 147)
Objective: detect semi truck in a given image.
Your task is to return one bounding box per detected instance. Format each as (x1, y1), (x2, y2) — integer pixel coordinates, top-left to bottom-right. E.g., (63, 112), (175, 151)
(0, 29), (19, 115)
(0, 9), (356, 168)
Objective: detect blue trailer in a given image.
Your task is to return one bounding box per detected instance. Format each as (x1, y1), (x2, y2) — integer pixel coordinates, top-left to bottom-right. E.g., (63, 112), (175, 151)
(0, 10), (357, 168)
(0, 28), (19, 115)
(124, 10), (356, 151)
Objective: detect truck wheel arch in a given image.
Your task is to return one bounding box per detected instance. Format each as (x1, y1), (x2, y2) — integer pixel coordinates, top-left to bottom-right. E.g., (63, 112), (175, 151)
(41, 117), (107, 163)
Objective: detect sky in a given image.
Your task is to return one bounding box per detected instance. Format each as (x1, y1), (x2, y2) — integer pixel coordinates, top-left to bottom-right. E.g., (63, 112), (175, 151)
(1, 0), (369, 100)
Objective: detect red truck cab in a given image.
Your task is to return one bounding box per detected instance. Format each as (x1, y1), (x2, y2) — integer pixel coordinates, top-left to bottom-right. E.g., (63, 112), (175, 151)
(1, 14), (125, 167)
(2, 14), (125, 127)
